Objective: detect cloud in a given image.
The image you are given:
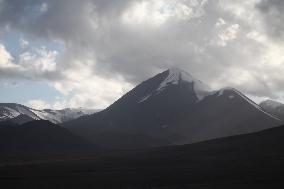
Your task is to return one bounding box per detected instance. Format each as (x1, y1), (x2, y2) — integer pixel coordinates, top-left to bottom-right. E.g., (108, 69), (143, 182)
(19, 47), (57, 72)
(51, 65), (133, 109)
(0, 42), (61, 81)
(121, 0), (207, 27)
(256, 0), (284, 40)
(27, 99), (51, 110)
(0, 43), (15, 68)
(216, 23), (240, 46)
(1, 0), (284, 108)
(19, 38), (29, 49)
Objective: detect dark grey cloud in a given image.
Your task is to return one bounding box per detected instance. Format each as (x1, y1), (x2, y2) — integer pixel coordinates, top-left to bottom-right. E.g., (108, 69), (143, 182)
(1, 0), (218, 82)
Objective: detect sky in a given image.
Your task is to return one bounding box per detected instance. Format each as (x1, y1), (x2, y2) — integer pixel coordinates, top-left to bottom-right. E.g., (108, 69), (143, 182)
(0, 0), (284, 110)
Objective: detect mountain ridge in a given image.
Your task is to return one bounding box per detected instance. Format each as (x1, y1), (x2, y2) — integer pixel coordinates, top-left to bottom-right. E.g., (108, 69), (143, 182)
(0, 103), (100, 124)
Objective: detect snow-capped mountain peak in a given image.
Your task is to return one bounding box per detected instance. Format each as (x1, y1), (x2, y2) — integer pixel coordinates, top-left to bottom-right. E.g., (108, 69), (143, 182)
(157, 68), (211, 100)
(137, 68), (212, 104)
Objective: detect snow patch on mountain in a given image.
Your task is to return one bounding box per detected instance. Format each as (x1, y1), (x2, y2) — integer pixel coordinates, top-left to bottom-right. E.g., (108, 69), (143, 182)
(16, 106), (39, 120)
(138, 94), (152, 103)
(2, 107), (20, 118)
(229, 95), (235, 99)
(0, 104), (39, 120)
(31, 109), (61, 124)
(32, 108), (100, 124)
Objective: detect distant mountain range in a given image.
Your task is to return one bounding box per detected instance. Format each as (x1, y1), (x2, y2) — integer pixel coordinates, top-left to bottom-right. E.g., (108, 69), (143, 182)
(63, 68), (281, 149)
(0, 103), (100, 124)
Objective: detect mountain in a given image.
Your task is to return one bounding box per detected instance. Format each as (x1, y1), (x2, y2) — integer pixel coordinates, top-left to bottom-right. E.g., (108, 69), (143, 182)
(64, 68), (280, 149)
(0, 103), (99, 124)
(0, 120), (99, 160)
(260, 99), (284, 121)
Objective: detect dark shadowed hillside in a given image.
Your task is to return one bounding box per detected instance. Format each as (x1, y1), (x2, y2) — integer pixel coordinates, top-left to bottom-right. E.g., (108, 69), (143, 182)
(0, 120), (100, 162)
(2, 124), (284, 188)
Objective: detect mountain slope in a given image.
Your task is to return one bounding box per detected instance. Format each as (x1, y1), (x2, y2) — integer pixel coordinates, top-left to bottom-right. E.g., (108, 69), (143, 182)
(171, 88), (281, 144)
(260, 99), (284, 121)
(64, 68), (280, 149)
(0, 103), (99, 124)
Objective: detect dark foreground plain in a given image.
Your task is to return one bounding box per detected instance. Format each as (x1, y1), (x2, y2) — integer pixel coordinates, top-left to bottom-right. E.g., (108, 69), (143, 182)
(2, 124), (284, 188)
